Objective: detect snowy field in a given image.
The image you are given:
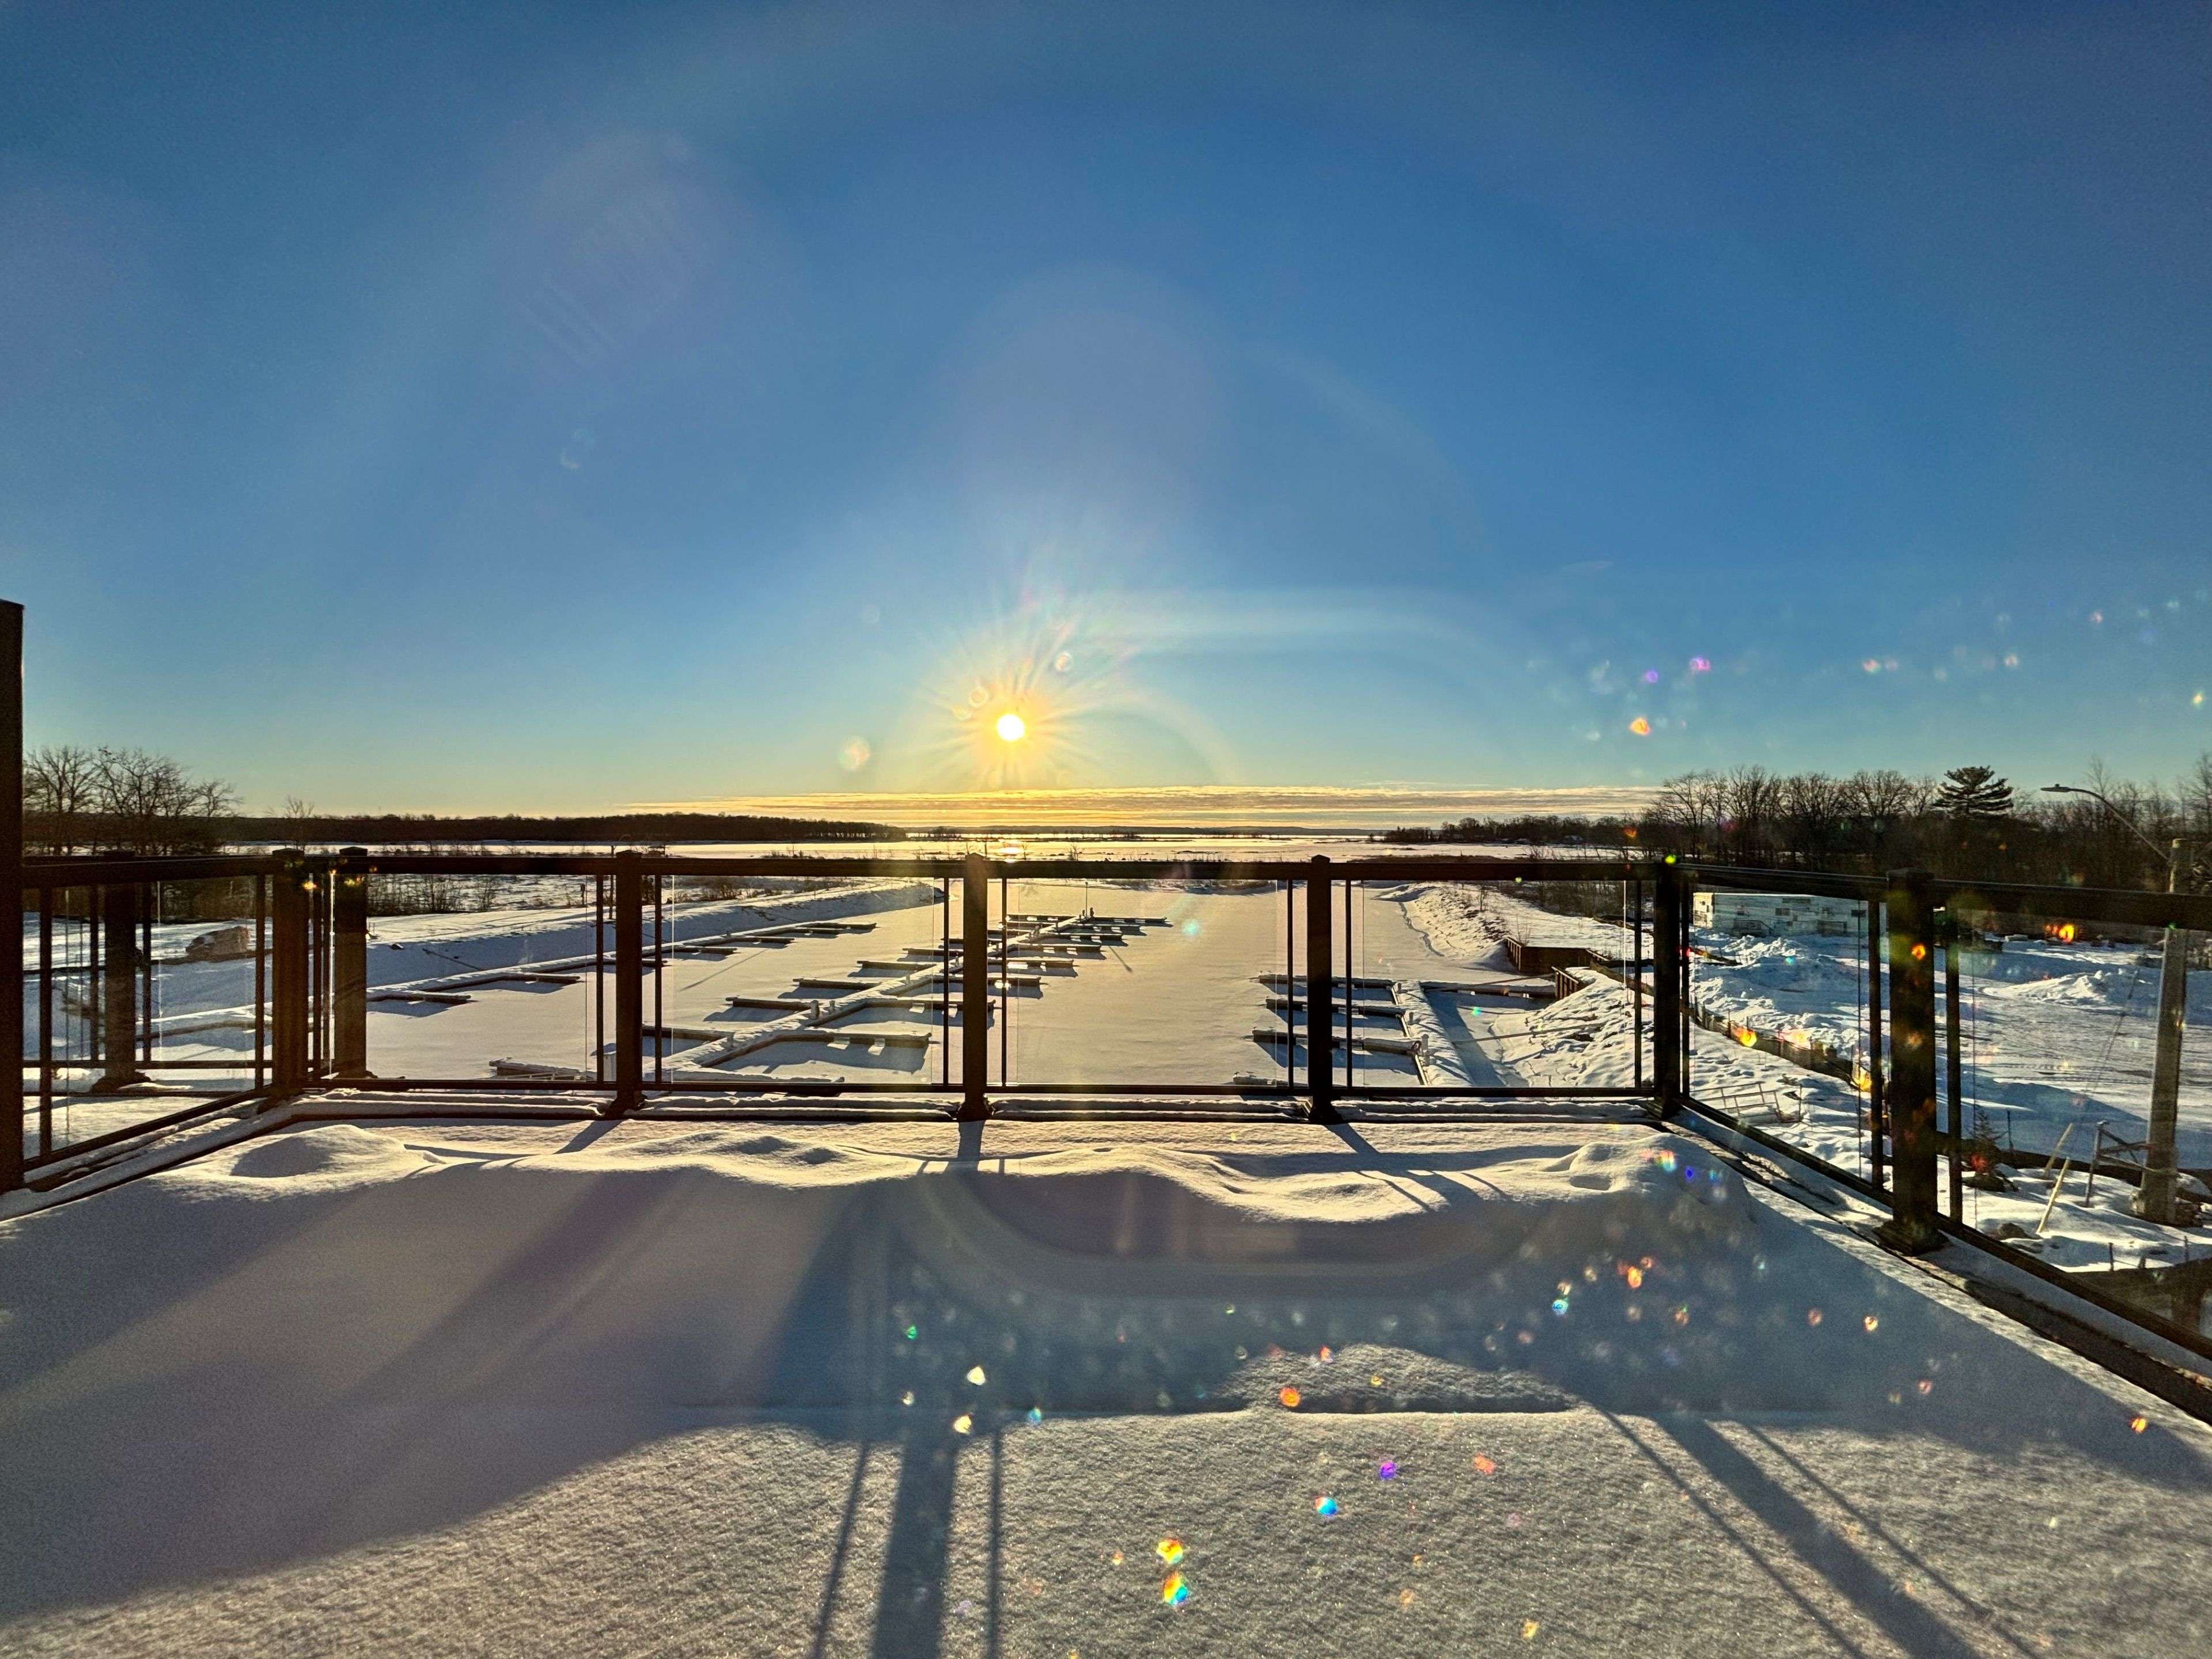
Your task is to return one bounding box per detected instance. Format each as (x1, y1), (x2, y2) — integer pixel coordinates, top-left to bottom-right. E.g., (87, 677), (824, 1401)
(1394, 882), (2210, 1163)
(1392, 883), (2212, 1279)
(1, 1116), (2206, 1657)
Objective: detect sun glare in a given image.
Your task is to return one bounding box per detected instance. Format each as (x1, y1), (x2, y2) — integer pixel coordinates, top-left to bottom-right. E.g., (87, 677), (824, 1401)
(995, 711), (1027, 743)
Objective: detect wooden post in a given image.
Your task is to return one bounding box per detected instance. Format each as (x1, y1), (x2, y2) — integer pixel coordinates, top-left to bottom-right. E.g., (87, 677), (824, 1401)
(1305, 857), (1337, 1121)
(612, 853), (642, 1112)
(1943, 908), (1963, 1222)
(1878, 870), (1940, 1253)
(1652, 861), (1683, 1113)
(1867, 891), (1888, 1190)
(271, 849), (311, 1093)
(2136, 844), (2188, 1223)
(96, 883), (143, 1089)
(332, 848), (370, 1077)
(0, 600), (20, 1191)
(959, 855), (990, 1120)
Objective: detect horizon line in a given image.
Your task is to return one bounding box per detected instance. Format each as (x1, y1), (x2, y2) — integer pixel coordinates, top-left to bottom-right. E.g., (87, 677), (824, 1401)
(620, 783), (1658, 830)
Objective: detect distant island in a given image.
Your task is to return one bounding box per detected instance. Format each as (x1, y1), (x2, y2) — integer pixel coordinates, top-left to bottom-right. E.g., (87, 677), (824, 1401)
(224, 812), (910, 845)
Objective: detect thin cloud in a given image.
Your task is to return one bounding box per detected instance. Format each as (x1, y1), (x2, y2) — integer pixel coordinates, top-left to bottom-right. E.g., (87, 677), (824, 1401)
(630, 782), (1655, 828)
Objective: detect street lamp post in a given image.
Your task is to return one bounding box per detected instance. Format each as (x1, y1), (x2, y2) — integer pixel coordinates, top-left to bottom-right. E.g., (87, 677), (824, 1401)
(2042, 785), (2192, 1224)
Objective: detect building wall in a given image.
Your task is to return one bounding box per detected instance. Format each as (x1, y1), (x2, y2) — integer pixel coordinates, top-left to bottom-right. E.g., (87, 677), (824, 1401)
(1692, 891), (1860, 938)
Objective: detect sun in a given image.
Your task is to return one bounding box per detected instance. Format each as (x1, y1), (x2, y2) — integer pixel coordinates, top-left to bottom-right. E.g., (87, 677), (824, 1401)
(994, 710), (1027, 743)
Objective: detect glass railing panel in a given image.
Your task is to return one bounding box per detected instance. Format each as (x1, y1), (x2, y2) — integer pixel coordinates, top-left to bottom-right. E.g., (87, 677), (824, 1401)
(990, 873), (1293, 1091)
(1344, 873), (1649, 1094)
(680, 870), (956, 1092)
(1681, 875), (1883, 1177)
(1941, 902), (2210, 1333)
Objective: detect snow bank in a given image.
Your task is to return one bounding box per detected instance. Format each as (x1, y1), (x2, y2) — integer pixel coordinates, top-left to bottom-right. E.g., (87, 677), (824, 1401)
(1388, 882), (1629, 967)
(0, 1122), (1753, 1425)
(1391, 980), (1474, 1084)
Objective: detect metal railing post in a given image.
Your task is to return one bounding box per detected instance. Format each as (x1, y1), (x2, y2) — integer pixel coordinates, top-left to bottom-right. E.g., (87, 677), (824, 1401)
(1305, 857), (1337, 1121)
(96, 882), (144, 1090)
(1652, 861), (1683, 1112)
(1878, 869), (1940, 1253)
(0, 599), (20, 1192)
(959, 855), (990, 1120)
(612, 852), (643, 1112)
(332, 847), (370, 1077)
(271, 849), (311, 1094)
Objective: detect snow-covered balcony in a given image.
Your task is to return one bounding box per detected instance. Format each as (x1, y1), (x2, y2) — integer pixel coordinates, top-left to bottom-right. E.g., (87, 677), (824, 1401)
(9, 853), (2212, 1654)
(4, 1113), (2210, 1656)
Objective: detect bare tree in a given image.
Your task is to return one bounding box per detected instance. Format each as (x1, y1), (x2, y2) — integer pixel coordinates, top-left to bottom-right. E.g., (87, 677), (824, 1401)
(2184, 752), (2212, 840)
(24, 743), (100, 854)
(79, 746), (237, 854)
(1776, 772), (1847, 863)
(1721, 766), (1781, 861)
(1645, 770), (1725, 855)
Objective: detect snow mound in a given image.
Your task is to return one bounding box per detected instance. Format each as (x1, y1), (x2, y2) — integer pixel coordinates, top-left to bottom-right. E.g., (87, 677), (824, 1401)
(222, 1124), (440, 1183)
(543, 1126), (922, 1187)
(1548, 1134), (1752, 1232)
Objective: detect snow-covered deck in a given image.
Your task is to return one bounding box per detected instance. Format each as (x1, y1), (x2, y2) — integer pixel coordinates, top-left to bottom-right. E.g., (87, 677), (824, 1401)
(2, 1113), (2207, 1656)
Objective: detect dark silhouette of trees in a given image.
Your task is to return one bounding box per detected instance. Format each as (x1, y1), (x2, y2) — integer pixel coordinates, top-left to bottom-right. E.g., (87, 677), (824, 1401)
(1387, 752), (2209, 892)
(24, 744), (237, 855)
(1938, 766), (2013, 823)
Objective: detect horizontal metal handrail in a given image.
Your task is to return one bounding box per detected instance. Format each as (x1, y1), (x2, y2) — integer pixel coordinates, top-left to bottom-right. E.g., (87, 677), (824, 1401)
(37, 851), (2198, 931)
(25, 850), (1652, 883)
(23, 853), (283, 884)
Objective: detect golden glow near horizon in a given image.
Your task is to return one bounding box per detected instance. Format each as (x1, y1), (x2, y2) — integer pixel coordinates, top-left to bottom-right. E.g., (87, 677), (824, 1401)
(995, 711), (1027, 743)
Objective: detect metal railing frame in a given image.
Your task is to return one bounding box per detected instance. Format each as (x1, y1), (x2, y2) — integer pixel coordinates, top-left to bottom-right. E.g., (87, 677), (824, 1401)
(1677, 862), (2212, 1366)
(17, 844), (2212, 1357)
(14, 849), (1665, 1158)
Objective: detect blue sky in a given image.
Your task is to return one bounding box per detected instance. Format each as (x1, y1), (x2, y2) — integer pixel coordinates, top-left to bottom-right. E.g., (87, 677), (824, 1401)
(2, 1), (2206, 819)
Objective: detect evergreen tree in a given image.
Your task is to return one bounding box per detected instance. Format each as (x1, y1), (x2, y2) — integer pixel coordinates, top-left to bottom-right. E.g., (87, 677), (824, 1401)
(1938, 765), (2013, 824)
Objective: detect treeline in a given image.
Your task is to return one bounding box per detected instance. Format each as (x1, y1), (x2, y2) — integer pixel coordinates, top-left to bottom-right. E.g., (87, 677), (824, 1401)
(24, 743), (906, 855)
(1384, 755), (2212, 892)
(1381, 813), (1634, 849)
(25, 745), (238, 855)
(1637, 760), (2212, 889)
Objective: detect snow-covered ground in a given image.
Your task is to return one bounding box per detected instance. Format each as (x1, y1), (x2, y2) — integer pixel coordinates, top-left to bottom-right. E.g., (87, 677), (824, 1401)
(1385, 882), (2212, 1280)
(1393, 881), (2211, 1163)
(1, 1115), (2206, 1657)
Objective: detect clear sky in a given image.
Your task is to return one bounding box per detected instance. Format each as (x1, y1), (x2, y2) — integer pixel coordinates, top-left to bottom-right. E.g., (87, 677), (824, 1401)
(2, 1), (2206, 821)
